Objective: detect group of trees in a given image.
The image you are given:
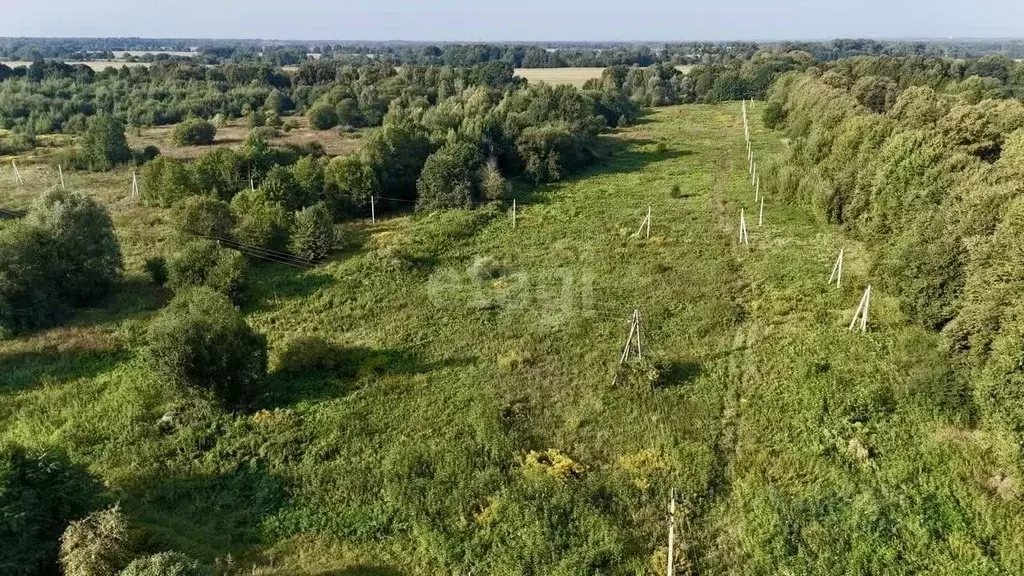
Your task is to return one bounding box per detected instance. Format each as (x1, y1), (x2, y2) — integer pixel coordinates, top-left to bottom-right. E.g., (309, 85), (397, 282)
(762, 64), (1024, 446)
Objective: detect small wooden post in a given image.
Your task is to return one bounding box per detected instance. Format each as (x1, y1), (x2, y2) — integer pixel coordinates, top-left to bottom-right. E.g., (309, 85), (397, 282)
(371, 195), (376, 224)
(12, 160), (22, 185)
(613, 309), (645, 385)
(666, 489), (676, 576)
(512, 199), (516, 229)
(752, 163), (757, 187)
(758, 196), (764, 227)
(755, 175), (760, 201)
(739, 209), (749, 245)
(131, 171), (139, 199)
(646, 206), (651, 239)
(848, 285), (872, 332)
(828, 248), (844, 288)
(58, 164), (65, 190)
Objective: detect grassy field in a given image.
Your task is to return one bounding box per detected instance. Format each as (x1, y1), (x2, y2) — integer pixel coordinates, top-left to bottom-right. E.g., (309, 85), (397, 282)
(515, 65), (694, 87)
(2, 103), (1021, 574)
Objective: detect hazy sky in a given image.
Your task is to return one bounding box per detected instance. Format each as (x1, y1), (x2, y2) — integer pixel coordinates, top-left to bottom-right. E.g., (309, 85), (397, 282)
(3, 0), (1024, 41)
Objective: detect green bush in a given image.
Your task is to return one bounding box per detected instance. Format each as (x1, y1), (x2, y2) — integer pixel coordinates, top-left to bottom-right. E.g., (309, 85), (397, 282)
(0, 188), (122, 334)
(140, 156), (197, 207)
(416, 140), (483, 210)
(0, 444), (102, 576)
(762, 101), (788, 129)
(170, 119), (216, 147)
(478, 158), (511, 202)
(289, 202), (336, 261)
(271, 335), (342, 373)
(147, 287), (267, 405)
(120, 552), (210, 576)
(169, 196), (233, 240)
(230, 189), (292, 251)
(167, 240), (248, 304)
(307, 102), (338, 130)
(59, 504), (135, 576)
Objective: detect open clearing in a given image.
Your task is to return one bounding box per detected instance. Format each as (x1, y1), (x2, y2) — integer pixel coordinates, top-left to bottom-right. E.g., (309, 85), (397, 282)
(126, 117), (367, 160)
(2, 103), (1019, 573)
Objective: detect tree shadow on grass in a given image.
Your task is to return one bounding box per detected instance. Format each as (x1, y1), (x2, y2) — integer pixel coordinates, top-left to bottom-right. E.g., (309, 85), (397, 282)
(656, 360), (704, 389)
(119, 467), (285, 563)
(254, 345), (476, 409)
(0, 347), (131, 395)
(245, 268), (336, 308)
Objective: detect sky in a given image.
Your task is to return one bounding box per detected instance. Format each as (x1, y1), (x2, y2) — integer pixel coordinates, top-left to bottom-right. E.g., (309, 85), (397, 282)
(3, 0), (1024, 42)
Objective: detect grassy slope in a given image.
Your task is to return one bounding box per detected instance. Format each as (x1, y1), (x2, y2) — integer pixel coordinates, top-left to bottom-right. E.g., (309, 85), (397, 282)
(2, 104), (1022, 574)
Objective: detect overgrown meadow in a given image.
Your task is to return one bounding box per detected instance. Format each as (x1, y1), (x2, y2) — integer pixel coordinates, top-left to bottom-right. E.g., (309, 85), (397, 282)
(2, 103), (1021, 574)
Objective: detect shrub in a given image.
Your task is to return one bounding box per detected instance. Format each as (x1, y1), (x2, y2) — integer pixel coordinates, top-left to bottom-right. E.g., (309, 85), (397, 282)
(272, 335), (341, 373)
(762, 101), (788, 129)
(120, 552), (210, 576)
(80, 114), (130, 171)
(669, 184), (683, 198)
(170, 119), (216, 147)
(282, 118), (300, 132)
(59, 504), (134, 576)
(308, 102), (338, 130)
(0, 188), (122, 334)
(0, 444), (102, 576)
(416, 140), (483, 210)
(132, 145), (160, 166)
(478, 157), (511, 202)
(169, 196), (233, 239)
(145, 256), (168, 286)
(290, 202), (336, 261)
(167, 240), (247, 304)
(324, 155), (378, 218)
(147, 287), (267, 404)
(140, 156), (196, 207)
(231, 190), (292, 251)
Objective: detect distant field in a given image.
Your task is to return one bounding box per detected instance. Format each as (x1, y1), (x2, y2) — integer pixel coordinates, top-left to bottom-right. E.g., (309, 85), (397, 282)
(516, 65), (695, 87)
(127, 117), (365, 160)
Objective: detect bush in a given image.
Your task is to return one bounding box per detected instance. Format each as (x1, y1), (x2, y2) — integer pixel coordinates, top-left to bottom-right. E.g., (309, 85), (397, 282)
(59, 504), (134, 576)
(230, 190), (292, 251)
(169, 196), (233, 240)
(669, 184), (683, 198)
(0, 444), (102, 576)
(289, 202), (336, 261)
(170, 119), (216, 147)
(272, 335), (341, 373)
(145, 256), (168, 286)
(80, 114), (130, 171)
(282, 118), (300, 132)
(324, 155), (378, 218)
(140, 156), (196, 207)
(132, 145), (160, 166)
(762, 101), (788, 129)
(120, 552), (210, 576)
(416, 140), (483, 210)
(308, 102), (338, 130)
(167, 240), (248, 304)
(478, 157), (511, 202)
(0, 188), (122, 334)
(147, 287), (267, 404)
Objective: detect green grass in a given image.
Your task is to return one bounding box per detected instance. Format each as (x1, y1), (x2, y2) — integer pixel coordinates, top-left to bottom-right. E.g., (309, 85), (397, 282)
(2, 104), (1022, 574)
